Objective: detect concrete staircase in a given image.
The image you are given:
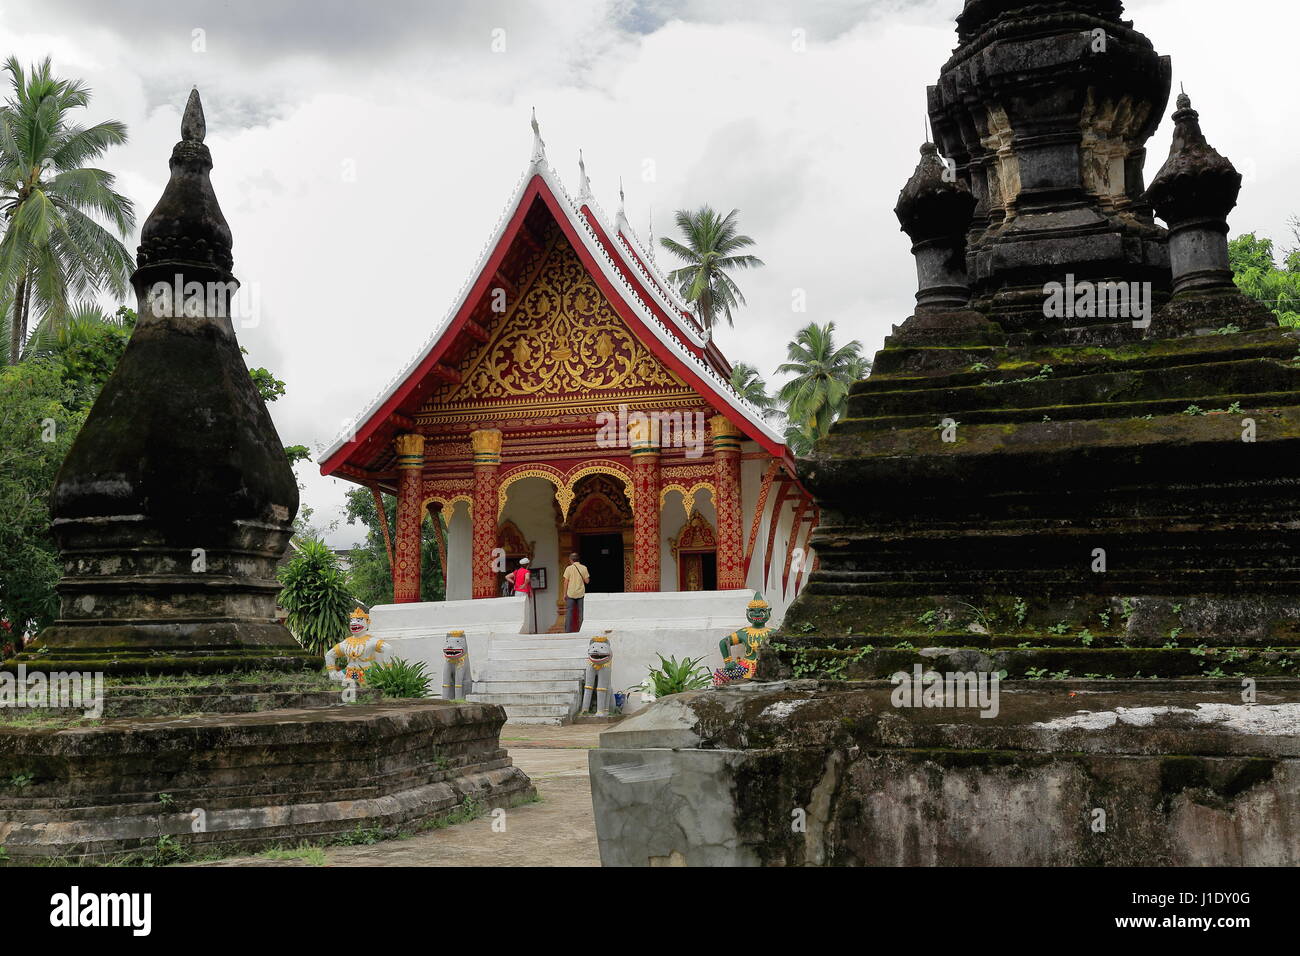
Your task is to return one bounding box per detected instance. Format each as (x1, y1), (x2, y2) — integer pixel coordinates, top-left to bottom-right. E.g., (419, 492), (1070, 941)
(467, 635), (589, 725)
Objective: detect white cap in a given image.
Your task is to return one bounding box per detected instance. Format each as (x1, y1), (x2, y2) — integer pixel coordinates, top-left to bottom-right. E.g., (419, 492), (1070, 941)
(519, 558), (530, 565)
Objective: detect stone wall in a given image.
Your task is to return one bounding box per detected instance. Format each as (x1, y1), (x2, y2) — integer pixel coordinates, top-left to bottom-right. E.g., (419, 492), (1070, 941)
(590, 681), (1300, 866)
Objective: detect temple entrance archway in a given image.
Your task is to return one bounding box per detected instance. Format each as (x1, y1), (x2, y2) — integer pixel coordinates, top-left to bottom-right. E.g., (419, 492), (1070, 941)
(672, 511), (718, 592)
(498, 475), (561, 625)
(565, 474), (634, 593)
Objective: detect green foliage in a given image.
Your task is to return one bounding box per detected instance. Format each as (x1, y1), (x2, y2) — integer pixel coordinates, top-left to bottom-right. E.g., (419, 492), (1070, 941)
(0, 361), (83, 637)
(151, 834), (187, 866)
(1229, 228), (1300, 326)
(659, 206), (764, 330)
(1011, 597), (1029, 627)
(246, 363), (286, 403)
(331, 825), (384, 846)
(22, 304), (135, 408)
(729, 361), (780, 420)
(262, 844), (326, 865)
(778, 321), (869, 455)
(277, 540), (354, 655)
(365, 657), (432, 699)
(1, 57), (135, 364)
(644, 653), (712, 696)
(343, 487), (444, 606)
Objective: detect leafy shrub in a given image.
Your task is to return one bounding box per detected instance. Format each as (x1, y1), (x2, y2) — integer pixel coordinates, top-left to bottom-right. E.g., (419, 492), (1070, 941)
(277, 540), (354, 655)
(365, 657), (432, 698)
(644, 654), (712, 697)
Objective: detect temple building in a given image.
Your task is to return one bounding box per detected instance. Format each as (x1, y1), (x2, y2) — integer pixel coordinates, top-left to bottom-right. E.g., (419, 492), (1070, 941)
(319, 120), (814, 629)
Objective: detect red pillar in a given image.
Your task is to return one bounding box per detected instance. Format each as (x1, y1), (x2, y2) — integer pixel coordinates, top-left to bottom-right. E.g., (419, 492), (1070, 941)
(392, 433), (425, 603)
(470, 428), (503, 599)
(630, 422), (661, 592)
(711, 414), (745, 589)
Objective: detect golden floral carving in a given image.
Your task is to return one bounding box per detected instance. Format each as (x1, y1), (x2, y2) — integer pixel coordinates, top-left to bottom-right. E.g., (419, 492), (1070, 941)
(447, 237), (681, 401)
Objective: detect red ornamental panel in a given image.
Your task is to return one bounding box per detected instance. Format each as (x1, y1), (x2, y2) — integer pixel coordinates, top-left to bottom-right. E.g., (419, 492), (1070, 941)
(631, 447), (661, 592)
(711, 416), (744, 590)
(392, 433), (426, 603)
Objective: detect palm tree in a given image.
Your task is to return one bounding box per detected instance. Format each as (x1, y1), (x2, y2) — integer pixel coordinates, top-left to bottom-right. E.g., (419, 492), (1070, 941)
(729, 361), (781, 421)
(777, 321), (869, 453)
(0, 57), (134, 363)
(659, 206), (763, 331)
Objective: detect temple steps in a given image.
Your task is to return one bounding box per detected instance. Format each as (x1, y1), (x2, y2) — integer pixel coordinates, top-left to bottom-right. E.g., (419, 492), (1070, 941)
(474, 679), (584, 694)
(466, 635), (590, 724)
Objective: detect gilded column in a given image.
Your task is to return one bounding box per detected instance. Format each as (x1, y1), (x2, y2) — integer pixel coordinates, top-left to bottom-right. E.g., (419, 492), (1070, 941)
(470, 428), (503, 599)
(711, 414), (745, 589)
(392, 433), (426, 603)
(630, 418), (661, 591)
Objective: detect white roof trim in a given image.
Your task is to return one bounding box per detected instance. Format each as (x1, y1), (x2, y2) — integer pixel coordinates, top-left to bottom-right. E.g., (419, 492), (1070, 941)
(321, 151), (784, 465)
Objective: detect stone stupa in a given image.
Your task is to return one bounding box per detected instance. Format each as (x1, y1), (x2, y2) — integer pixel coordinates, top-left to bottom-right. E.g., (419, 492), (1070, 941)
(590, 0), (1300, 867)
(6, 89), (313, 675)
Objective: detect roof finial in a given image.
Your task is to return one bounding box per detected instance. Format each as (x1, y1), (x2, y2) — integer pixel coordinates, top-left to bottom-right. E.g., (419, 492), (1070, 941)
(647, 207), (657, 262)
(530, 107), (546, 164)
(182, 87), (206, 143)
(618, 176), (625, 214)
(1176, 82), (1190, 111)
(577, 148), (592, 203)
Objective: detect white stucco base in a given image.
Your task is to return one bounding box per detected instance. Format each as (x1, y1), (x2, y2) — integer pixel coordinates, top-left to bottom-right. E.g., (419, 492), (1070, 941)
(369, 589), (763, 712)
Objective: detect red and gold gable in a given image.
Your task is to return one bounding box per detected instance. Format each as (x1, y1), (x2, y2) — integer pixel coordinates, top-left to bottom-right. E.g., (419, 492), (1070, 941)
(420, 224), (697, 424)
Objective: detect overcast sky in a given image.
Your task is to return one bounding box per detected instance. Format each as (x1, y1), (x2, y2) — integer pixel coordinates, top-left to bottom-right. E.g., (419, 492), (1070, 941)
(6, 0), (1297, 547)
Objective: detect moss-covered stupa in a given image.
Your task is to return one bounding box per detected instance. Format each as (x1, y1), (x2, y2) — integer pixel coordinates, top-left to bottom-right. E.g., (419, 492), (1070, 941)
(769, 0), (1298, 678)
(589, 0), (1300, 867)
(5, 90), (314, 674)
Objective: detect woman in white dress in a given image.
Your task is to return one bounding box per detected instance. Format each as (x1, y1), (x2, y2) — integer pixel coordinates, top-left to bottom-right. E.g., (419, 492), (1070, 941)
(512, 558), (537, 634)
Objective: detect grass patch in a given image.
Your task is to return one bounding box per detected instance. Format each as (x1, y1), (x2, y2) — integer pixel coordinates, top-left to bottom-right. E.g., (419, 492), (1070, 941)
(262, 843), (326, 865)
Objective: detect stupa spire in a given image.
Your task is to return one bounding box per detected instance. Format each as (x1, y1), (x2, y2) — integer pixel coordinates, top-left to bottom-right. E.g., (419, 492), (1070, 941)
(894, 142), (976, 312)
(136, 86), (233, 277)
(1144, 89), (1273, 332)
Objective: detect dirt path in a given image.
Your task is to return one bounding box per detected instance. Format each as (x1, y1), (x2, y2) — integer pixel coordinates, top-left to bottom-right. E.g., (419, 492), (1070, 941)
(194, 722), (604, 867)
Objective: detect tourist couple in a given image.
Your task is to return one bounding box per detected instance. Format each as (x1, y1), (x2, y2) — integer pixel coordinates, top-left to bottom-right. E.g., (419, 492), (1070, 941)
(511, 552), (590, 633)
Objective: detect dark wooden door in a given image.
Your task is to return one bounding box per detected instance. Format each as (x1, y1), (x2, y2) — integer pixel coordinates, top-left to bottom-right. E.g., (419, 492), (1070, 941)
(579, 533), (624, 592)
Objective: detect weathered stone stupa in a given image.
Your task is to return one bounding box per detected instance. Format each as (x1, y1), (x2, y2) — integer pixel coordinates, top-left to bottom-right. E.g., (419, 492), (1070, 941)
(6, 90), (313, 674)
(590, 0), (1300, 866)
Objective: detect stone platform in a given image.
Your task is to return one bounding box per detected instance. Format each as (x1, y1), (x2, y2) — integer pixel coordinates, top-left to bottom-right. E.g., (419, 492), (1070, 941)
(589, 679), (1300, 866)
(372, 589), (753, 714)
(0, 697), (534, 863)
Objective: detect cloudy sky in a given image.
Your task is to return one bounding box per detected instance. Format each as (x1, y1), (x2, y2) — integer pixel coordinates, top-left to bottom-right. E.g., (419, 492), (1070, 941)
(6, 0), (1297, 547)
